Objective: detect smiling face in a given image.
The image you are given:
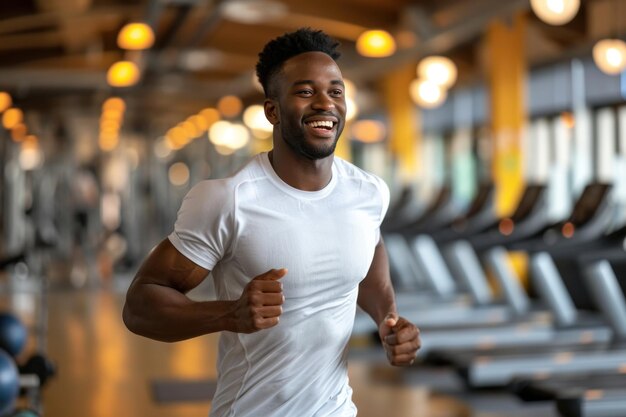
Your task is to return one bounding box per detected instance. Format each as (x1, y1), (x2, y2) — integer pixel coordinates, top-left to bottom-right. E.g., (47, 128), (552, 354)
(265, 51), (346, 160)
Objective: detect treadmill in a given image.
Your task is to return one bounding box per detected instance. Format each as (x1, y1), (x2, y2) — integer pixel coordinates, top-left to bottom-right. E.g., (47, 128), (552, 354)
(506, 182), (613, 254)
(398, 184), (548, 311)
(382, 183), (520, 315)
(429, 181), (500, 245)
(352, 234), (532, 335)
(556, 388), (626, 417)
(393, 185), (558, 329)
(423, 247), (614, 363)
(354, 235), (556, 351)
(352, 188), (570, 351)
(386, 182), (496, 296)
(353, 233), (554, 340)
(466, 183), (552, 253)
(473, 182), (613, 318)
(428, 258), (626, 389)
(513, 373), (626, 417)
(509, 260), (626, 417)
(418, 185), (618, 367)
(548, 224), (626, 311)
(382, 194), (555, 332)
(516, 187), (621, 321)
(418, 181), (496, 238)
(436, 184), (553, 309)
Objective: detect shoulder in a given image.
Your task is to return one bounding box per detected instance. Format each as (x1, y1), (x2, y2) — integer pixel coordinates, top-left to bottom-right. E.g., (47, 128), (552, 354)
(192, 154), (267, 194)
(182, 154), (267, 211)
(333, 157), (390, 197)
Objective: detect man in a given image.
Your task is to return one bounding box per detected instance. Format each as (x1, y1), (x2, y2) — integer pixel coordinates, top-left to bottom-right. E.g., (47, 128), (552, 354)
(123, 28), (421, 417)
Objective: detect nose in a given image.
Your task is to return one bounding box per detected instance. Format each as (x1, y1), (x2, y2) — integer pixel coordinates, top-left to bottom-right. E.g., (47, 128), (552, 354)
(311, 92), (335, 111)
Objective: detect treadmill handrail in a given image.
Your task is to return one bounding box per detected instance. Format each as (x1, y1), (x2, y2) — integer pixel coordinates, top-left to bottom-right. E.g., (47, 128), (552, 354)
(585, 260), (626, 342)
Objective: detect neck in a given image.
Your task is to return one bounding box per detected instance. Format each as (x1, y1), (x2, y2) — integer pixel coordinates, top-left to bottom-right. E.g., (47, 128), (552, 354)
(268, 148), (333, 191)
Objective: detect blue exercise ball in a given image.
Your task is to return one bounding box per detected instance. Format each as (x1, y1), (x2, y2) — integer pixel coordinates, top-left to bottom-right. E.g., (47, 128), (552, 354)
(0, 313), (27, 357)
(0, 350), (19, 415)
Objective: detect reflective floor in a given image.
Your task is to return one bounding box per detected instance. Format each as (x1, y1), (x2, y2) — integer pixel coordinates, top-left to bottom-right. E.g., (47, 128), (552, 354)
(1, 282), (472, 417)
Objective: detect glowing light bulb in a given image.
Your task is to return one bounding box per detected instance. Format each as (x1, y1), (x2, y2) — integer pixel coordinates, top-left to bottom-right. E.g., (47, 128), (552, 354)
(417, 56), (458, 88)
(117, 23), (155, 50)
(243, 105), (273, 132)
(107, 61), (140, 87)
(409, 79), (447, 109)
(199, 108), (220, 127)
(2, 107), (23, 129)
(351, 120), (386, 143)
(103, 97), (126, 112)
(356, 30), (396, 58)
(0, 92), (12, 113)
(530, 0), (580, 25)
(217, 95), (243, 118)
(593, 39), (626, 75)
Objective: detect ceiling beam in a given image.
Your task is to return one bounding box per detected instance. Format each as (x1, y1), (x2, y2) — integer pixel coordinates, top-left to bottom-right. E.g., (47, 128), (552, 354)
(345, 0), (531, 82)
(0, 31), (64, 50)
(0, 68), (108, 90)
(281, 0), (398, 30)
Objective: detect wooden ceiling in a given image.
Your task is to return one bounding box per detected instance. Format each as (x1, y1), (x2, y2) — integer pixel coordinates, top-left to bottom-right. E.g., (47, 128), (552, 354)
(0, 0), (617, 122)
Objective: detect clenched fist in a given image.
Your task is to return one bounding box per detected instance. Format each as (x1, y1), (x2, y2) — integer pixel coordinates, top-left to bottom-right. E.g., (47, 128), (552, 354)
(379, 313), (421, 366)
(232, 268), (287, 333)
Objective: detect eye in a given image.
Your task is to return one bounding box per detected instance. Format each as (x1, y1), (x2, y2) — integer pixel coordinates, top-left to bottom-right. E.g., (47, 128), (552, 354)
(296, 89), (313, 97)
(330, 89), (344, 97)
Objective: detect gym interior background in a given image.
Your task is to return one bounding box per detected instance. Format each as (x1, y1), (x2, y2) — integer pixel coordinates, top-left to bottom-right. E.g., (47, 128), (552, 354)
(2, 0), (626, 416)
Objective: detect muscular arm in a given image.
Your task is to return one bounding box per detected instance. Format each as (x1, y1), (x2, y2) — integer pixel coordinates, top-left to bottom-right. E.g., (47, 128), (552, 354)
(357, 236), (421, 366)
(123, 238), (285, 342)
(357, 237), (397, 325)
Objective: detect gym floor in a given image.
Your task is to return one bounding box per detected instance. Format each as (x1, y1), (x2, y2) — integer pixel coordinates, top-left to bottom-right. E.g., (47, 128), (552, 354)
(2, 282), (475, 417)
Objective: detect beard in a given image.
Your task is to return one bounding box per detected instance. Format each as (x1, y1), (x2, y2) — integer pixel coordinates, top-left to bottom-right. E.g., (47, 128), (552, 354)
(279, 121), (343, 160)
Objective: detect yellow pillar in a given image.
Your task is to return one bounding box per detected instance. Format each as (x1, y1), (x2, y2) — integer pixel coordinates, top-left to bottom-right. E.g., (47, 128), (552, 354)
(380, 63), (420, 182)
(486, 14), (528, 286)
(486, 14), (527, 217)
(485, 14), (529, 288)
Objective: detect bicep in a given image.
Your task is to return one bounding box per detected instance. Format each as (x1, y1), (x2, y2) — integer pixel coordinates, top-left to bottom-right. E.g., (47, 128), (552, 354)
(132, 238), (211, 294)
(366, 237), (389, 277)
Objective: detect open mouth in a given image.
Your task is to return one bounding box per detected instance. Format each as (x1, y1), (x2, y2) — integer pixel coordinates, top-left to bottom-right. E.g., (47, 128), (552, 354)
(306, 120), (335, 129)
(304, 119), (337, 137)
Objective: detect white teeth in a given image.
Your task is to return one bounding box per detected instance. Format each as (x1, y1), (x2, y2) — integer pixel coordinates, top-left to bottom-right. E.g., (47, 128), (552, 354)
(307, 120), (334, 129)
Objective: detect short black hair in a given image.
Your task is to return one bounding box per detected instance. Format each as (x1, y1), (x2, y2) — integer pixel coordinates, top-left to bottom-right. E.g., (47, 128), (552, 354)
(256, 28), (341, 97)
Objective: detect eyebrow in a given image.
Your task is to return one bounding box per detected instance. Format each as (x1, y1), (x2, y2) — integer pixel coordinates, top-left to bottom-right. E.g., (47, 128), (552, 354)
(291, 79), (345, 87)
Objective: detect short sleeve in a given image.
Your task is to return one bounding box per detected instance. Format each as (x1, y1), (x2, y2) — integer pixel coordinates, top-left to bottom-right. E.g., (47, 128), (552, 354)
(377, 179), (391, 225)
(370, 175), (390, 244)
(168, 179), (234, 270)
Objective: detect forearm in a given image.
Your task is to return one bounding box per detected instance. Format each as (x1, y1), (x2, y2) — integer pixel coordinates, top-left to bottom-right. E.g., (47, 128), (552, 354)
(357, 239), (397, 325)
(123, 282), (238, 342)
(359, 239), (421, 366)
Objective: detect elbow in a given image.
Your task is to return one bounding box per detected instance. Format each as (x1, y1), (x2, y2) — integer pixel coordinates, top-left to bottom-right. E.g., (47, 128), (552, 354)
(121, 286), (151, 338)
(122, 298), (149, 338)
(122, 302), (140, 335)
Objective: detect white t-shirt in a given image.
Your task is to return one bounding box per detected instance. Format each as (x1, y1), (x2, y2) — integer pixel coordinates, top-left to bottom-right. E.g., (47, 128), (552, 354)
(169, 152), (390, 417)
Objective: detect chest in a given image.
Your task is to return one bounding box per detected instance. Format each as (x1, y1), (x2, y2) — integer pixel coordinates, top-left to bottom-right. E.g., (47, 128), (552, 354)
(233, 195), (380, 299)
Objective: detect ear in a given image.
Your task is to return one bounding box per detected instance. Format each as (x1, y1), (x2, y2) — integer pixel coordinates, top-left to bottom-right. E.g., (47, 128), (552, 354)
(264, 99), (279, 125)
